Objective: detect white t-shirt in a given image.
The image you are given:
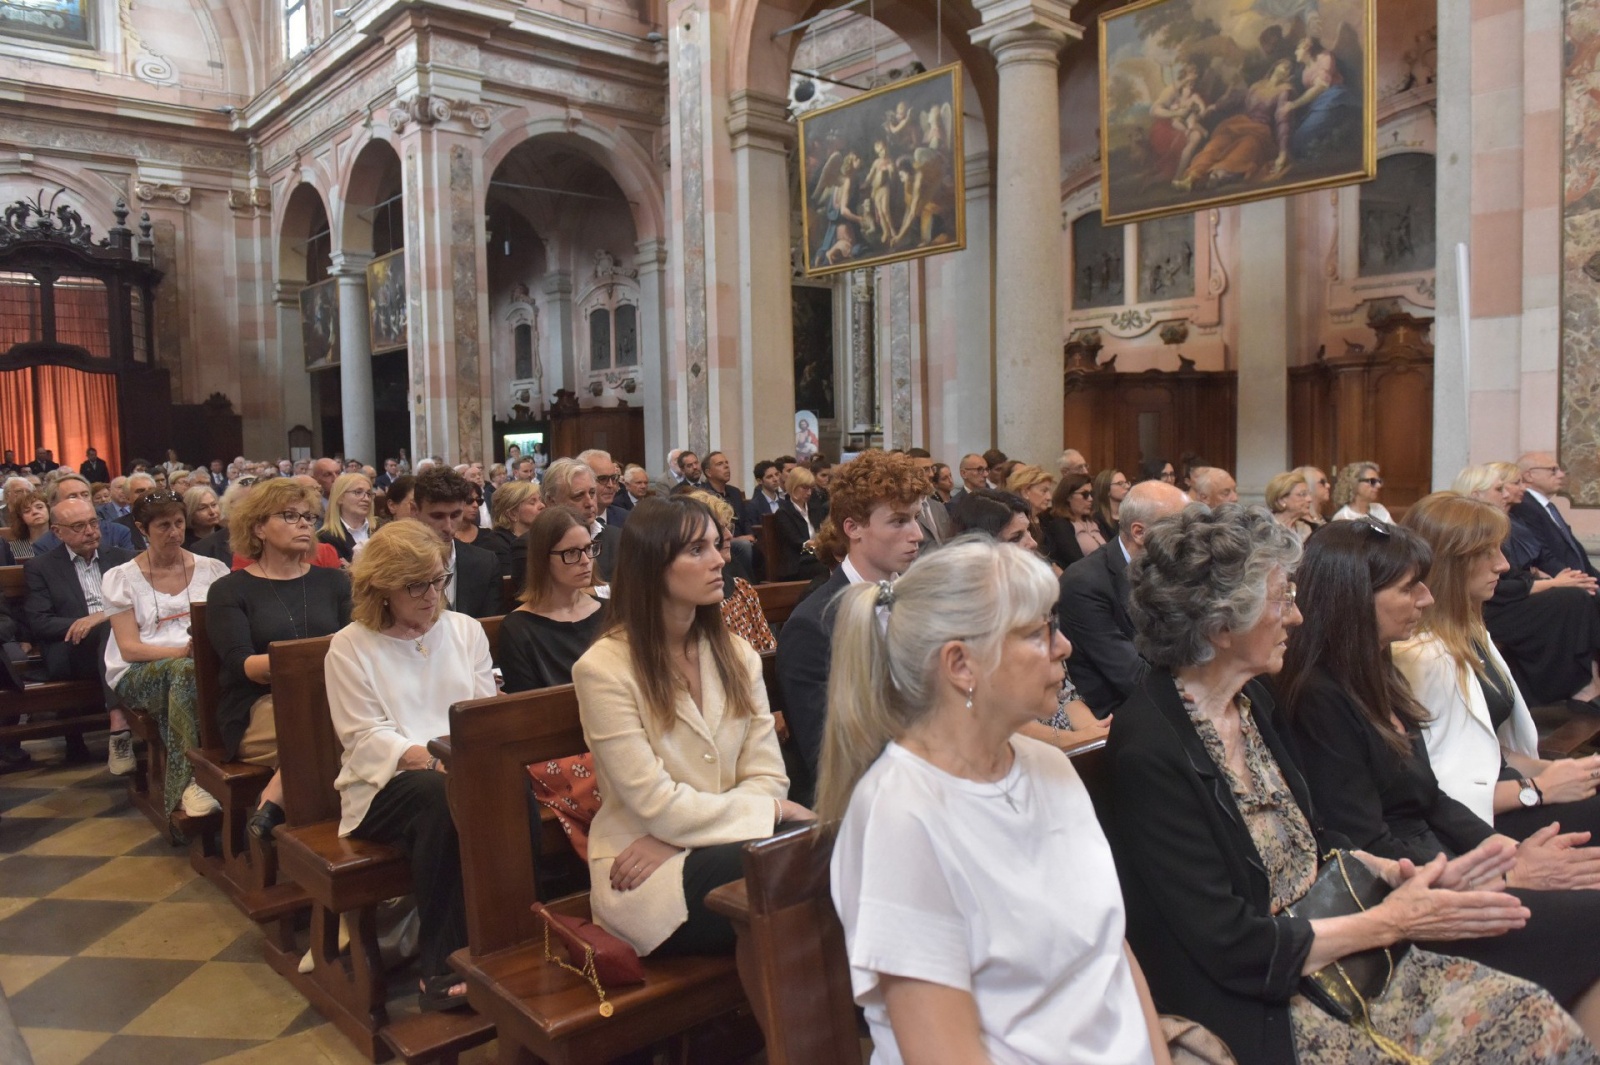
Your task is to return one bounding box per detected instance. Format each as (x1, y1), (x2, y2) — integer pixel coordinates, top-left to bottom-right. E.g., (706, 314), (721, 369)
(831, 737), (1154, 1065)
(101, 554), (230, 688)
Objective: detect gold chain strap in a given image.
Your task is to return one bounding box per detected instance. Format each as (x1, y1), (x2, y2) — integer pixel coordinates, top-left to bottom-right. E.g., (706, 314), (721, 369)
(1323, 851), (1429, 1065)
(541, 920), (615, 1017)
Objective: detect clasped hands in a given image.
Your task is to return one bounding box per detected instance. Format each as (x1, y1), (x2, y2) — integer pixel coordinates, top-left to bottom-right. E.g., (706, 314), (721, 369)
(610, 799), (816, 893)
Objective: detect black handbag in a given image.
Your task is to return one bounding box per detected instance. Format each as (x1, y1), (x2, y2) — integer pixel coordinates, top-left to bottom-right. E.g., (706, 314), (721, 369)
(1286, 850), (1427, 1064)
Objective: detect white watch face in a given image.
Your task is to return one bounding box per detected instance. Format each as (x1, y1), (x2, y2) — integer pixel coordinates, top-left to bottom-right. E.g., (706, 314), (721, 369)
(1519, 784), (1539, 807)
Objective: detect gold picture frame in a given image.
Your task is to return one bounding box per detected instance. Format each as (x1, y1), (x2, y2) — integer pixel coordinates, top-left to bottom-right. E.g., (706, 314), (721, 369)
(797, 63), (966, 278)
(1098, 0), (1376, 226)
(366, 249), (408, 354)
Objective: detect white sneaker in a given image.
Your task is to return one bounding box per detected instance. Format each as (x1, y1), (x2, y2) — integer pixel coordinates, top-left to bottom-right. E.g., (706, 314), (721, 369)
(181, 781), (221, 818)
(107, 730), (136, 776)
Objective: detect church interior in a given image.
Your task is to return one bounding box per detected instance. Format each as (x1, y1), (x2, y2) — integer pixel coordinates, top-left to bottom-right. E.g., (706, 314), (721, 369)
(2, 0), (1599, 1060)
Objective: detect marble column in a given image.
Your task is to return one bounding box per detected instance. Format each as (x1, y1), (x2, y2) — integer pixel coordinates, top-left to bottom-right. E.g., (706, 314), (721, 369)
(850, 270), (878, 434)
(971, 0), (1079, 463)
(273, 280), (315, 455)
(543, 273), (575, 394)
(330, 251), (375, 464)
(1234, 199), (1291, 500)
(635, 239), (671, 472)
(1431, 0), (1472, 485)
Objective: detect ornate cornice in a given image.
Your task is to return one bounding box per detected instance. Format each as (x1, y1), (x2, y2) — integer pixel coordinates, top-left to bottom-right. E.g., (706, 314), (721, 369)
(134, 182), (191, 205)
(387, 94), (492, 132)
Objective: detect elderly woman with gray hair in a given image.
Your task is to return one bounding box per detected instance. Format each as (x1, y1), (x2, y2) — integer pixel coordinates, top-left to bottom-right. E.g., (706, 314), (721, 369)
(1107, 505), (1595, 1065)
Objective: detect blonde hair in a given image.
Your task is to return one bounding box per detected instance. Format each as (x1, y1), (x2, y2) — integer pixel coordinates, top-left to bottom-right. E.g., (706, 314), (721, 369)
(815, 538), (1058, 825)
(182, 485), (219, 529)
(321, 473), (376, 545)
(228, 479), (321, 560)
(1451, 464), (1502, 498)
(1489, 461), (1522, 487)
(1331, 461), (1379, 510)
(491, 479), (540, 530)
(350, 520), (450, 631)
(1264, 471), (1303, 513)
(1400, 492), (1513, 698)
(783, 466), (815, 495)
(1005, 464), (1053, 496)
(683, 488), (735, 531)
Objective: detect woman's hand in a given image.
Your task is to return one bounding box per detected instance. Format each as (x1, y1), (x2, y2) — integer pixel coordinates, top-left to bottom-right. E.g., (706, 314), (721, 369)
(777, 799), (817, 824)
(1508, 823), (1600, 890)
(610, 835), (681, 892)
(771, 710), (791, 744)
(1434, 836), (1518, 891)
(1534, 755), (1600, 804)
(395, 744), (436, 773)
(1376, 854), (1529, 942)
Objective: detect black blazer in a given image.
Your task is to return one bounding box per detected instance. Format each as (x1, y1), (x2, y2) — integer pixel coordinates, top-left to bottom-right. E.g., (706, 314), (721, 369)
(742, 492), (783, 537)
(1278, 669), (1493, 865)
(1057, 541), (1145, 716)
(1039, 515), (1086, 572)
(1107, 672), (1337, 1065)
(707, 482), (748, 535)
(1510, 495), (1598, 578)
(449, 540), (500, 619)
(594, 523), (623, 584)
(776, 565), (852, 804)
(771, 498), (825, 582)
(114, 511), (147, 550)
(23, 544), (134, 677)
(78, 458), (110, 484)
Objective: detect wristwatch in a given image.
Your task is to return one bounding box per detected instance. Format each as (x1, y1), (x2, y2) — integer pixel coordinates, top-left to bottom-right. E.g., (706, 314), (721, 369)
(1518, 776), (1543, 808)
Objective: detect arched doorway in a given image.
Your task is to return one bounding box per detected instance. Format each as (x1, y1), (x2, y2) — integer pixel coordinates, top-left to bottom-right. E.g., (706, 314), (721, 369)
(277, 185), (334, 457)
(342, 139), (407, 466)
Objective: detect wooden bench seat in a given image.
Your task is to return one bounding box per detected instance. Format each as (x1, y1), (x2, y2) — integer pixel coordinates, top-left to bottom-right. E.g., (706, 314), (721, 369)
(446, 684), (748, 1065)
(753, 580), (807, 629)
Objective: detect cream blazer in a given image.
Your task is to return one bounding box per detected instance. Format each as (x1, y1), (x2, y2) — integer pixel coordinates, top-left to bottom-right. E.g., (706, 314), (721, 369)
(1392, 633), (1539, 826)
(572, 632), (788, 954)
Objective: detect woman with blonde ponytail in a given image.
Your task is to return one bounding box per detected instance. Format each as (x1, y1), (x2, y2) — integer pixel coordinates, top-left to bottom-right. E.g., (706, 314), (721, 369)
(821, 537), (1173, 1065)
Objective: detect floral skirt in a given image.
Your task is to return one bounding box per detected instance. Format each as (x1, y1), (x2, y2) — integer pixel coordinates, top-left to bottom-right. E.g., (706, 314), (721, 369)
(116, 658), (198, 819)
(1292, 948), (1598, 1064)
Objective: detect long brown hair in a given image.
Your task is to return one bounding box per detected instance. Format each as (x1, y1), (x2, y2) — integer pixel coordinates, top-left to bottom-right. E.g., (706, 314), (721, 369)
(1400, 492), (1512, 696)
(519, 505), (585, 607)
(603, 496), (757, 730)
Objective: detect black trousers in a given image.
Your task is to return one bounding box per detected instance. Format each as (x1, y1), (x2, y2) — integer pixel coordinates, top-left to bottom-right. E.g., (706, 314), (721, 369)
(351, 769), (465, 980)
(650, 840), (757, 957)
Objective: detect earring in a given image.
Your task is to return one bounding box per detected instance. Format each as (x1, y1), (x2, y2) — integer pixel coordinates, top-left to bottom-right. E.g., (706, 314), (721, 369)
(965, 688), (974, 710)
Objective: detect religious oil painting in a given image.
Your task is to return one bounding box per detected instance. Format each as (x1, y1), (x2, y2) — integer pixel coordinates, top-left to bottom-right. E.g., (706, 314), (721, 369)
(1137, 213), (1196, 302)
(366, 249), (408, 354)
(0, 0), (91, 46)
(1358, 152), (1435, 277)
(797, 63), (966, 277)
(1098, 0), (1375, 225)
(300, 277), (340, 371)
(791, 285), (836, 419)
(1072, 212), (1125, 310)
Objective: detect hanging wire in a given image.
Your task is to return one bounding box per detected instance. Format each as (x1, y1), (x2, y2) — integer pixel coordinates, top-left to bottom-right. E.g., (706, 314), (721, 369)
(870, 0), (878, 75)
(936, 0), (942, 66)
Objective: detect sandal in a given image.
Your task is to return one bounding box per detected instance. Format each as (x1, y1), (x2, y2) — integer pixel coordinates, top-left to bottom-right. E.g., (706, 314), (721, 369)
(418, 973), (471, 1013)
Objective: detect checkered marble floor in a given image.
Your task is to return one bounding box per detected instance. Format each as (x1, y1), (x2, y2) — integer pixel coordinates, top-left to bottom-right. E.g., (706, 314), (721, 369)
(0, 736), (500, 1065)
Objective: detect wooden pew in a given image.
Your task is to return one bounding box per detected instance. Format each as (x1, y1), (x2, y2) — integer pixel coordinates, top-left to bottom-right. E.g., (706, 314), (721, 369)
(445, 685), (748, 1065)
(753, 580), (807, 629)
(0, 565), (105, 756)
(705, 733), (1110, 1060)
(184, 603), (308, 941)
(268, 622), (500, 1065)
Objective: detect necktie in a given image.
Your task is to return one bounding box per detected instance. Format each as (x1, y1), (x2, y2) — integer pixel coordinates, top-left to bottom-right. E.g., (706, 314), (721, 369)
(1548, 502), (1589, 569)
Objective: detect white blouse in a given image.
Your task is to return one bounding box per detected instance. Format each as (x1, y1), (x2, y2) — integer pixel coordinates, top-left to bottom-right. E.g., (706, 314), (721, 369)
(1330, 502), (1393, 524)
(100, 554), (230, 688)
(832, 737), (1155, 1065)
(325, 612), (496, 835)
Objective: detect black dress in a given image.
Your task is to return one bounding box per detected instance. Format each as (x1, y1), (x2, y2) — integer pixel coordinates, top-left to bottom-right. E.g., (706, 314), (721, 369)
(479, 527), (527, 582)
(1039, 515), (1085, 572)
(1279, 668), (1600, 1008)
(497, 605), (605, 693)
(1483, 562), (1600, 706)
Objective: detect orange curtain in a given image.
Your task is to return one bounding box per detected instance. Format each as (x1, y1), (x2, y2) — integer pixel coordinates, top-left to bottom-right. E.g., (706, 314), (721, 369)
(33, 366), (121, 476)
(0, 368), (37, 465)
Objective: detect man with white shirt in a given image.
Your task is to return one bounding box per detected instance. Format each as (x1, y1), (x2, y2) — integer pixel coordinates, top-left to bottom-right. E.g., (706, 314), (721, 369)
(742, 460), (785, 533)
(906, 448), (952, 553)
(543, 458), (623, 583)
(1058, 480), (1187, 716)
(777, 450), (926, 806)
(577, 449), (630, 527)
(1512, 452), (1599, 579)
(411, 467), (499, 618)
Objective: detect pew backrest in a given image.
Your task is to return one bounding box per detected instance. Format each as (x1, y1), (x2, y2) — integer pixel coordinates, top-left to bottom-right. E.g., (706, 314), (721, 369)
(269, 635), (343, 827)
(191, 602), (225, 750)
(448, 684), (586, 958)
(754, 580), (807, 627)
(0, 564), (24, 606)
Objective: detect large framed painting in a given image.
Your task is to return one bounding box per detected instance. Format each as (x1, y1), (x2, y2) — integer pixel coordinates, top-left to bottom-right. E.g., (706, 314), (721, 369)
(1098, 0), (1375, 225)
(797, 63), (966, 278)
(366, 249), (408, 354)
(300, 278), (340, 370)
(791, 284), (836, 419)
(0, 0), (93, 47)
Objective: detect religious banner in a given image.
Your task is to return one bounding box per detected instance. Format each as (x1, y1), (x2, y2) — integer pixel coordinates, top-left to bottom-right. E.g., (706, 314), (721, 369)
(0, 0), (92, 47)
(797, 64), (966, 277)
(300, 277), (339, 370)
(366, 249), (408, 354)
(1098, 0), (1375, 225)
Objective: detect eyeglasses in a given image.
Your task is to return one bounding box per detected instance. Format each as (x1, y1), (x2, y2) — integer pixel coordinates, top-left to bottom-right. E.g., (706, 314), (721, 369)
(405, 575), (448, 598)
(1525, 465), (1566, 475)
(959, 465), (986, 474)
(1111, 479), (1130, 489)
(1160, 472), (1176, 483)
(1073, 489), (1093, 499)
(274, 510), (319, 527)
(345, 488), (372, 498)
(1270, 582), (1298, 613)
(1359, 477), (1384, 486)
(551, 542), (602, 565)
(52, 520), (96, 535)
(595, 474), (621, 485)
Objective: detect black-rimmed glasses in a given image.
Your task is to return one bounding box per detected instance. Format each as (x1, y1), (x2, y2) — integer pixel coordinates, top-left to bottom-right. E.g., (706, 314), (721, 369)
(274, 510), (319, 527)
(551, 542), (602, 565)
(1359, 477), (1384, 486)
(405, 575), (448, 598)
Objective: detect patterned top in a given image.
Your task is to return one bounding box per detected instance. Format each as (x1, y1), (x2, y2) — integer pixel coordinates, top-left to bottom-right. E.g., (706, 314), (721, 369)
(1182, 685), (1318, 914)
(721, 577), (775, 652)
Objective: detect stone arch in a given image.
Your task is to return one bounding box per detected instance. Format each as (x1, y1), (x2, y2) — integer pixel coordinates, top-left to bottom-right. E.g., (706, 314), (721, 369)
(0, 166), (124, 231)
(276, 182), (331, 285)
(336, 135), (404, 257)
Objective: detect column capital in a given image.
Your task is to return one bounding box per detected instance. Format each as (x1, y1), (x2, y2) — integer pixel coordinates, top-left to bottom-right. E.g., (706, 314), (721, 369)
(969, 0), (1081, 59)
(634, 238), (668, 270)
(727, 89), (794, 155)
(329, 250), (375, 277)
(273, 280), (304, 307)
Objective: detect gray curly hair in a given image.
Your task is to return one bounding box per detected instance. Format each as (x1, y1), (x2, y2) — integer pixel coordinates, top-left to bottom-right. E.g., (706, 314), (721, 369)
(1128, 504), (1302, 669)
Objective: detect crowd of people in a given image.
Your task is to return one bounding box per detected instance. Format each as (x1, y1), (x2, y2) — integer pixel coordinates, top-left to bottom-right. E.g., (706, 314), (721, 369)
(4, 437), (1600, 1061)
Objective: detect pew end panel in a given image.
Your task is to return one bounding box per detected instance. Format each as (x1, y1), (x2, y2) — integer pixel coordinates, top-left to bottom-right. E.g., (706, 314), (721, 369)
(753, 580), (807, 629)
(0, 564), (105, 761)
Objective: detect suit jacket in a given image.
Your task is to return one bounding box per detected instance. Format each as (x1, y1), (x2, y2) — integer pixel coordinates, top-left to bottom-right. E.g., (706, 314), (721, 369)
(23, 544), (134, 677)
(573, 633), (786, 953)
(27, 459), (58, 476)
(0, 589), (17, 644)
(913, 494), (952, 554)
(706, 482), (748, 534)
(78, 458), (110, 484)
(114, 511), (146, 550)
(1510, 494), (1598, 578)
(771, 498), (825, 581)
(32, 520), (134, 556)
(742, 491), (784, 536)
(594, 522), (623, 584)
(0, 538), (11, 566)
(449, 540), (500, 619)
(208, 471), (229, 494)
(776, 565), (852, 803)
(604, 503), (631, 528)
(1108, 673), (1336, 1065)
(1058, 540), (1144, 716)
(1040, 515), (1087, 572)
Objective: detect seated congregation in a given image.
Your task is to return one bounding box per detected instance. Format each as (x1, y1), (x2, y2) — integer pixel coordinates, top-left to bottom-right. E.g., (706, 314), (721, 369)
(5, 442), (1600, 1064)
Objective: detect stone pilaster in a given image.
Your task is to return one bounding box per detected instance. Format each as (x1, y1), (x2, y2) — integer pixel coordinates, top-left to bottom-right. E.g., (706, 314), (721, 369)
(330, 251), (376, 465)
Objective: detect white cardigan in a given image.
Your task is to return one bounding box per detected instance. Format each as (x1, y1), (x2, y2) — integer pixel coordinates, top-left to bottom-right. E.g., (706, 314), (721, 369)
(1392, 633), (1539, 825)
(573, 633), (788, 954)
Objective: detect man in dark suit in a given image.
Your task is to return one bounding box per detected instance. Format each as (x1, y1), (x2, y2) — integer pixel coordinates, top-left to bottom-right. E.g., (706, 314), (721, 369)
(543, 458), (623, 583)
(578, 449), (632, 529)
(1058, 480), (1187, 717)
(907, 449), (952, 553)
(743, 460), (785, 535)
(206, 460), (229, 495)
(702, 451), (748, 534)
(27, 449), (59, 477)
(0, 450), (20, 477)
(1511, 452), (1599, 579)
(777, 451), (927, 807)
(78, 448), (111, 485)
(23, 498), (136, 773)
(114, 472), (158, 550)
(412, 466), (501, 618)
(374, 458), (400, 491)
(31, 476), (135, 555)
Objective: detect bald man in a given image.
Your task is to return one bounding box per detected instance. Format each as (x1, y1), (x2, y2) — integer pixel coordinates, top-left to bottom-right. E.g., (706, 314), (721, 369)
(1188, 466), (1238, 509)
(1058, 480), (1188, 716)
(310, 458), (341, 499)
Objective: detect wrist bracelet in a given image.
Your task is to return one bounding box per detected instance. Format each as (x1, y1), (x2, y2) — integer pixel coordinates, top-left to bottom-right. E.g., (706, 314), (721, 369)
(426, 756), (439, 772)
